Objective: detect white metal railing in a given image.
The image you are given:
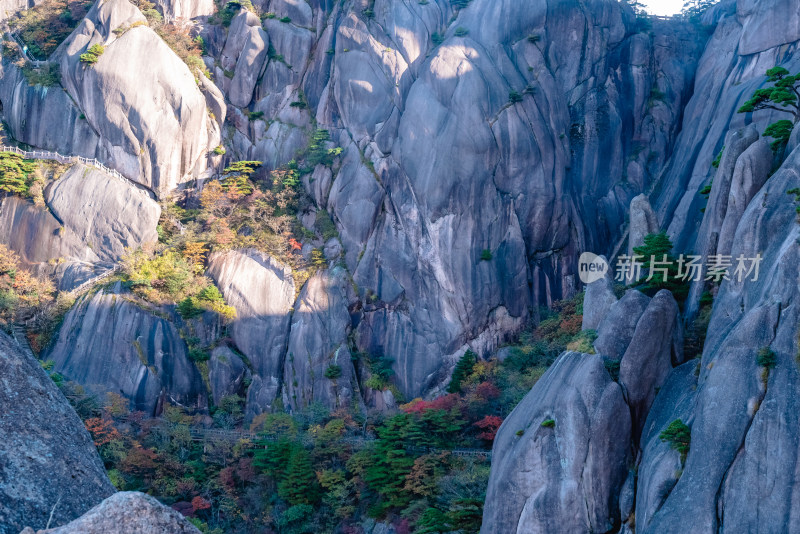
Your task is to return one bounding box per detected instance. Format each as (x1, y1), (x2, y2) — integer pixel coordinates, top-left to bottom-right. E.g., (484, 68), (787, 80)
(66, 264), (122, 297)
(0, 145), (151, 198)
(5, 31), (47, 66)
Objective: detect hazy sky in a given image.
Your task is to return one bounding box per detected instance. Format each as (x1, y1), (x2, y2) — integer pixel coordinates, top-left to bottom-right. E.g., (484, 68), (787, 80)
(641, 0), (685, 15)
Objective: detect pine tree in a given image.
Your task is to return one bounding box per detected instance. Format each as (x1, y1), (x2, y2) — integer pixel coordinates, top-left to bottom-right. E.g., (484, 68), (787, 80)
(738, 66), (800, 151)
(278, 446), (321, 505)
(447, 349), (477, 393)
(364, 415), (414, 512)
(632, 232), (688, 301)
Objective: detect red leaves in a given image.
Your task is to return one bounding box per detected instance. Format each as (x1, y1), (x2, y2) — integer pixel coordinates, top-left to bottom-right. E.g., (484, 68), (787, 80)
(473, 415), (504, 442)
(401, 393), (461, 414)
(191, 495), (212, 513)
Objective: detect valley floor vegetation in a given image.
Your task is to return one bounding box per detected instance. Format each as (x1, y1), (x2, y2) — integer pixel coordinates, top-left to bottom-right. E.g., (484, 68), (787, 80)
(44, 292), (592, 534)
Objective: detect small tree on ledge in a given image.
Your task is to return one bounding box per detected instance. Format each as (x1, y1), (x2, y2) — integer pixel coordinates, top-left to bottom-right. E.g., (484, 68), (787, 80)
(738, 66), (800, 151)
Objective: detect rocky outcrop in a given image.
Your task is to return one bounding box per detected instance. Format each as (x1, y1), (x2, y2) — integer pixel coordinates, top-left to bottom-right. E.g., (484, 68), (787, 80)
(0, 195), (98, 279)
(282, 267), (359, 412)
(25, 492), (200, 533)
(640, 138), (800, 534)
(46, 283), (207, 415)
(484, 287), (683, 533)
(207, 249), (294, 416)
(0, 330), (114, 534)
(486, 0), (800, 529)
(628, 194), (659, 256)
(580, 256), (617, 330)
(220, 11), (269, 108)
(55, 0), (219, 196)
(481, 351), (631, 533)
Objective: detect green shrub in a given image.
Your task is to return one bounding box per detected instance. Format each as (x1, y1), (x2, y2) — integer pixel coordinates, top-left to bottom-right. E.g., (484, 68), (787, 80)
(454, 27), (468, 37)
(10, 0), (93, 59)
(757, 347), (777, 369)
(632, 232), (689, 302)
(188, 346), (210, 362)
(711, 146), (724, 168)
(527, 33), (540, 43)
(22, 63), (61, 86)
(315, 210), (339, 240)
(324, 364), (342, 379)
(177, 296), (204, 319)
(566, 329), (597, 354)
(279, 16), (291, 23)
(79, 43), (104, 65)
(604, 358), (620, 381)
(431, 32), (443, 45)
(213, 145), (226, 155)
(764, 119), (794, 152)
(515, 429), (524, 436)
(480, 249), (492, 261)
(699, 182), (712, 198)
(362, 8), (374, 18)
(540, 418), (555, 428)
(508, 90), (523, 103)
(261, 11), (275, 19)
(659, 419), (691, 464)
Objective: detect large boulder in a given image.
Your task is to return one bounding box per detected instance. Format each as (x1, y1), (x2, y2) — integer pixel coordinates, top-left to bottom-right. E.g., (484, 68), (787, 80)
(581, 255), (617, 330)
(221, 10), (270, 108)
(207, 249), (295, 416)
(58, 0), (220, 196)
(0, 330), (114, 533)
(46, 164), (160, 263)
(28, 492), (200, 533)
(0, 164), (158, 290)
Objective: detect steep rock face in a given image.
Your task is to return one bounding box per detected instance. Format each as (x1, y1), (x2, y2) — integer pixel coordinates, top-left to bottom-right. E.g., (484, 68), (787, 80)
(282, 267), (359, 411)
(190, 0), (706, 398)
(481, 351), (631, 533)
(641, 140), (800, 534)
(28, 492), (200, 534)
(485, 0), (800, 530)
(580, 257), (617, 330)
(207, 249), (294, 416)
(46, 164), (160, 263)
(208, 346), (250, 405)
(0, 330), (114, 534)
(0, 195), (98, 277)
(46, 284), (207, 415)
(56, 0), (220, 196)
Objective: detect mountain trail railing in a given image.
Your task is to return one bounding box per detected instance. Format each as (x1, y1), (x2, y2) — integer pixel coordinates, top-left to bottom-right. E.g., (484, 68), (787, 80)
(66, 264), (123, 297)
(188, 427), (493, 459)
(0, 145), (152, 198)
(4, 31), (48, 66)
